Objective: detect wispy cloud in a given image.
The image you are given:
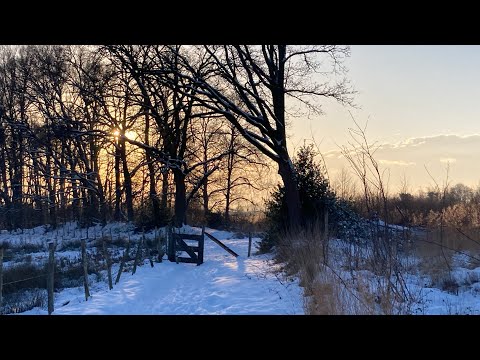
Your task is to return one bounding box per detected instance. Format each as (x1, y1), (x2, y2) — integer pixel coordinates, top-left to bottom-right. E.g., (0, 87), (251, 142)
(389, 133), (480, 150)
(322, 133), (480, 189)
(378, 160), (416, 166)
(440, 157), (456, 164)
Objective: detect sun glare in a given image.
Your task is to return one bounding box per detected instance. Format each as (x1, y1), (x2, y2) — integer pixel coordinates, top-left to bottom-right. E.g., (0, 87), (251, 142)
(125, 130), (136, 140)
(112, 129), (137, 140)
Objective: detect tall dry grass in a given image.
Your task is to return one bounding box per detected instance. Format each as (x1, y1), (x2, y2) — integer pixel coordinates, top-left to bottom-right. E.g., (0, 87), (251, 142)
(276, 221), (416, 315)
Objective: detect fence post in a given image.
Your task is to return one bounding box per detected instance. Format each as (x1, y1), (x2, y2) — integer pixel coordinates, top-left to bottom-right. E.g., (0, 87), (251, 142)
(248, 233), (252, 257)
(167, 226), (175, 262)
(132, 239), (142, 275)
(102, 239), (113, 290)
(156, 228), (163, 263)
(198, 226), (205, 265)
(47, 242), (55, 315)
(81, 239), (90, 301)
(0, 246), (3, 308)
(142, 228), (154, 268)
(115, 238), (130, 285)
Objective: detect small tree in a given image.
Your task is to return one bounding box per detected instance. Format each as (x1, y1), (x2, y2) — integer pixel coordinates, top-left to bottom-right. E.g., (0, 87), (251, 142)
(259, 144), (333, 252)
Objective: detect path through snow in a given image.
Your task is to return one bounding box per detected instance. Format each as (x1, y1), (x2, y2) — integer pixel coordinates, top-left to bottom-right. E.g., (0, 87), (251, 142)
(22, 233), (304, 315)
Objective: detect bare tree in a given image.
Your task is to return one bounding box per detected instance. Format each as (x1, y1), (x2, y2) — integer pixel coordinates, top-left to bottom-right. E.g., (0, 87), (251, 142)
(172, 45), (354, 228)
(186, 115), (226, 219)
(332, 167), (357, 201)
(105, 45), (232, 227)
(219, 124), (267, 228)
(0, 46), (28, 229)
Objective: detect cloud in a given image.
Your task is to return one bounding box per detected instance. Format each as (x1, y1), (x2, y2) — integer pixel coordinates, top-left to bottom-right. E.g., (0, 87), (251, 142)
(440, 157), (457, 164)
(390, 133), (480, 149)
(378, 160), (416, 166)
(322, 133), (480, 189)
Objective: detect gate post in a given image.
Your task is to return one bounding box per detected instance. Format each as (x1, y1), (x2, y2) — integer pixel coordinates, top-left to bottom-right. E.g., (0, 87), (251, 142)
(167, 226), (175, 262)
(197, 226), (205, 265)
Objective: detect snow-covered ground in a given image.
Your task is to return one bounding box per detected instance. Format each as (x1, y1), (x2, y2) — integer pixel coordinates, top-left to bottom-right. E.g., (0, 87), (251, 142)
(316, 238), (480, 315)
(3, 221), (480, 315)
(15, 225), (304, 315)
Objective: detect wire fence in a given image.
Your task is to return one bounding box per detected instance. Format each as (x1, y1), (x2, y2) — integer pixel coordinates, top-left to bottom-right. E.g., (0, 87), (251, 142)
(3, 273), (48, 286)
(0, 229), (167, 315)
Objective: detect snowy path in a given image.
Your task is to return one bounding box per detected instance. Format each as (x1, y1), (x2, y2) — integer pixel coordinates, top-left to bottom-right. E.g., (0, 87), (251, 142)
(23, 233), (304, 315)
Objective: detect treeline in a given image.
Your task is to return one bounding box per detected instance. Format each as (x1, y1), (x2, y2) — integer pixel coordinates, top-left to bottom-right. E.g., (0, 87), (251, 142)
(392, 183), (480, 228)
(0, 45), (352, 231)
(332, 174), (480, 228)
(0, 45), (269, 230)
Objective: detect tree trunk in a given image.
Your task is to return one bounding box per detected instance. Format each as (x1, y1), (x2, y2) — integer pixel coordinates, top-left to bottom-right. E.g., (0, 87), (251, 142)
(148, 160), (160, 224)
(278, 156), (301, 229)
(0, 146), (11, 218)
(59, 139), (67, 220)
(224, 131), (235, 229)
(114, 139), (122, 221)
(7, 125), (24, 229)
(46, 152), (57, 228)
(161, 171), (169, 209)
(202, 181), (209, 219)
(120, 136), (134, 222)
(271, 45), (301, 229)
(93, 153), (107, 224)
(173, 168), (186, 227)
(68, 157), (80, 221)
(145, 112), (161, 224)
(225, 159), (233, 229)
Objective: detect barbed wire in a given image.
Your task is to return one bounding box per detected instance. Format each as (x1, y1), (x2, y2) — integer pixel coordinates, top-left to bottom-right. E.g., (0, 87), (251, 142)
(3, 273), (47, 286)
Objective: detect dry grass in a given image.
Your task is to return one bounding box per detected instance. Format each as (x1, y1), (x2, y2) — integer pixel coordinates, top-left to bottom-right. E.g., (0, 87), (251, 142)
(275, 214), (425, 314)
(298, 222), (480, 314)
(276, 223), (326, 288)
(305, 266), (378, 315)
(413, 225), (480, 295)
(277, 223), (406, 315)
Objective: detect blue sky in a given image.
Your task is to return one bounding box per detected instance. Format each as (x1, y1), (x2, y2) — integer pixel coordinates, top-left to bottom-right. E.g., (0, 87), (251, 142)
(289, 45), (480, 192)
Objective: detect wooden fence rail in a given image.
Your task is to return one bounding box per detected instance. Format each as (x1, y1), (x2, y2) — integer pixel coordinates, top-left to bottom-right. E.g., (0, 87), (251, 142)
(205, 232), (239, 258)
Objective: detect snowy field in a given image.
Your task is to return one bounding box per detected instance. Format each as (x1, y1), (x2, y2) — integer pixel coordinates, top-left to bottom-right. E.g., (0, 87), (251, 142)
(2, 221), (480, 315)
(11, 224), (304, 315)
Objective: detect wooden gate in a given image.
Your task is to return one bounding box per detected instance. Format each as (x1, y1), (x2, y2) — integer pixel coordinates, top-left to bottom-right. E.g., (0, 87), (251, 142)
(167, 227), (205, 266)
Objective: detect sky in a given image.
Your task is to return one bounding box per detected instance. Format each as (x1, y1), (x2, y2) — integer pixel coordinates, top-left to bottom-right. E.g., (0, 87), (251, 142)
(289, 45), (480, 193)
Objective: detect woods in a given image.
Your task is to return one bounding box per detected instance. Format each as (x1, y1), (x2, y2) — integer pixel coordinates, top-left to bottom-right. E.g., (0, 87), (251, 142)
(5, 44), (480, 316)
(0, 45), (350, 230)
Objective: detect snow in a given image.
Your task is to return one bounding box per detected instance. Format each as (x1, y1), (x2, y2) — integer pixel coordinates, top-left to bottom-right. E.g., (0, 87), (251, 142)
(0, 221), (139, 247)
(375, 220), (408, 231)
(4, 221), (480, 315)
(405, 270), (480, 315)
(18, 228), (303, 315)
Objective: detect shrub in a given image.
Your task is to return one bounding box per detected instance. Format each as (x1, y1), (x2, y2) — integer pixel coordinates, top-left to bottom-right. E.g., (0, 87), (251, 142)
(206, 211), (224, 229)
(1, 289), (47, 315)
(2, 263), (45, 295)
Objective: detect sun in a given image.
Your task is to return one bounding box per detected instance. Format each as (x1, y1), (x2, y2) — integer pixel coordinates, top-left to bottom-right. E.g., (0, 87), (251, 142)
(112, 129), (137, 140)
(125, 130), (137, 140)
